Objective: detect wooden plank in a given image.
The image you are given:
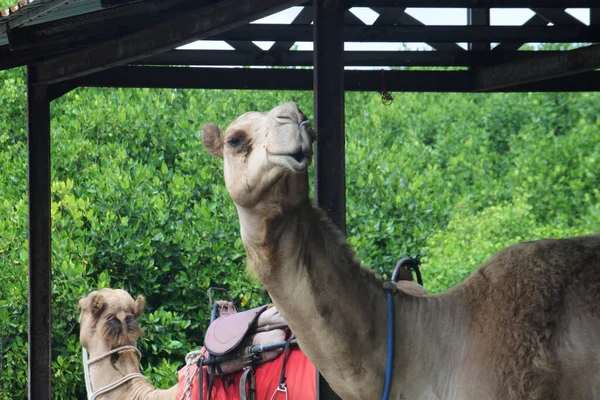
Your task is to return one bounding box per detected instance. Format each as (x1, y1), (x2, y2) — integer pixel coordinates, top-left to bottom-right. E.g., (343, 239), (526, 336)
(493, 12), (550, 52)
(476, 44), (600, 91)
(70, 65), (600, 92)
(26, 65), (52, 400)
(531, 8), (586, 25)
(211, 24), (600, 43)
(313, 0), (346, 230)
(32, 0), (306, 84)
(372, 7), (464, 52)
(138, 49), (565, 67)
(269, 6), (313, 52)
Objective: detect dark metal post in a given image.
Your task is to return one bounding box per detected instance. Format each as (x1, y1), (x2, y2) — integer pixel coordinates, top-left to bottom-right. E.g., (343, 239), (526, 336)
(27, 65), (52, 400)
(313, 1), (345, 399)
(313, 0), (346, 233)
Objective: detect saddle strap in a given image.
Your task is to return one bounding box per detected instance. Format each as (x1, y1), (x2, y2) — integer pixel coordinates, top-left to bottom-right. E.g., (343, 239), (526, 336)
(198, 361), (204, 400)
(239, 366), (256, 400)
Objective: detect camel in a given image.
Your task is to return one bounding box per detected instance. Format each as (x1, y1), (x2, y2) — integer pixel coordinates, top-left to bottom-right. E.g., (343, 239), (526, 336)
(78, 288), (179, 400)
(78, 288), (316, 400)
(201, 101), (600, 400)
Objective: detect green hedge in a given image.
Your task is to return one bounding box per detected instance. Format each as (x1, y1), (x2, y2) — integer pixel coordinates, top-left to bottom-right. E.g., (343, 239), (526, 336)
(0, 66), (598, 398)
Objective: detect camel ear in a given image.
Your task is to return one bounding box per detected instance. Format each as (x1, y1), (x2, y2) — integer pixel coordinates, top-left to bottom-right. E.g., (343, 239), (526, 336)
(90, 293), (105, 318)
(77, 297), (86, 322)
(133, 296), (145, 318)
(201, 123), (224, 158)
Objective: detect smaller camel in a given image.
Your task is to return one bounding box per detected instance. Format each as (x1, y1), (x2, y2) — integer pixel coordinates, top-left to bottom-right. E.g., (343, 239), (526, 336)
(78, 289), (179, 400)
(78, 288), (315, 400)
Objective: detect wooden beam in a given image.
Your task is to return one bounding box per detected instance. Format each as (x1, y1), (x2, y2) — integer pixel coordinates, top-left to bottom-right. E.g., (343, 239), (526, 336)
(26, 65), (52, 400)
(2, 0), (202, 71)
(2, 0), (71, 31)
(69, 65), (600, 92)
(313, 0), (346, 229)
(138, 49), (567, 67)
(269, 6), (313, 52)
(314, 6), (345, 400)
(32, 0), (306, 84)
(352, 0), (596, 6)
(476, 44), (600, 91)
(6, 0), (200, 53)
(492, 11), (554, 52)
(212, 24), (600, 43)
(531, 8), (586, 25)
(592, 9), (600, 26)
(371, 7), (464, 52)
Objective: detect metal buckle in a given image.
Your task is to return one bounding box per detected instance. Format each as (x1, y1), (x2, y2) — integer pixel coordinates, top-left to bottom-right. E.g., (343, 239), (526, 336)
(269, 383), (288, 400)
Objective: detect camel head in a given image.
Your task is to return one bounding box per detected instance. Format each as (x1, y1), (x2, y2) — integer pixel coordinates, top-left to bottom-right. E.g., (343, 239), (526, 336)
(78, 288), (145, 354)
(201, 102), (316, 214)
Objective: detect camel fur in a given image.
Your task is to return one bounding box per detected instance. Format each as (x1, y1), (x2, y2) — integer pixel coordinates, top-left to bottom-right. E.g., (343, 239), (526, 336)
(201, 101), (600, 400)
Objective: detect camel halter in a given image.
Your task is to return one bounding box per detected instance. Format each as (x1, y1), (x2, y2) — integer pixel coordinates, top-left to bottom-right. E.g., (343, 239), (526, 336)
(82, 345), (145, 400)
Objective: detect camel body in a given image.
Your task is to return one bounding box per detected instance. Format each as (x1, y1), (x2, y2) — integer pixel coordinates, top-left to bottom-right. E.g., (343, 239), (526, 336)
(201, 101), (600, 400)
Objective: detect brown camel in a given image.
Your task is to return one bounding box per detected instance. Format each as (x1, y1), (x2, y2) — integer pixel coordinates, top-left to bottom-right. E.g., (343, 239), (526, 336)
(201, 101), (600, 400)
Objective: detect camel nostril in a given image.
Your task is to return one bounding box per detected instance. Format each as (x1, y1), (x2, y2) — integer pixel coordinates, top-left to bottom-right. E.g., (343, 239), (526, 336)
(276, 115), (294, 124)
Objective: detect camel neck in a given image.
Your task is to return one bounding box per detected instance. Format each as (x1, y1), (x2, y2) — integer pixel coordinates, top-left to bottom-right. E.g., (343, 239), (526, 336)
(236, 200), (471, 399)
(237, 199), (392, 398)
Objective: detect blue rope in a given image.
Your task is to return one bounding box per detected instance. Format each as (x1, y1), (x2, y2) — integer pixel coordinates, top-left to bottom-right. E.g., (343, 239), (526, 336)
(382, 290), (394, 400)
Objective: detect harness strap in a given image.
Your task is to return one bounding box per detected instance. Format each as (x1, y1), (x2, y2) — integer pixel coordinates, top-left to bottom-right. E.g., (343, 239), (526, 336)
(278, 336), (293, 387)
(207, 365), (216, 400)
(197, 358), (204, 400)
(269, 335), (293, 400)
(239, 366), (256, 400)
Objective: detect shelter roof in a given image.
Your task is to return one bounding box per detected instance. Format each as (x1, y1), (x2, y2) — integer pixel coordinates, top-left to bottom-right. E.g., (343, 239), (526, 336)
(1, 1), (599, 92)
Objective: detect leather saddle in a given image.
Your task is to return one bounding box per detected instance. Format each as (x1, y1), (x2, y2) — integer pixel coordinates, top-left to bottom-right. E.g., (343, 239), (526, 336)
(204, 304), (269, 356)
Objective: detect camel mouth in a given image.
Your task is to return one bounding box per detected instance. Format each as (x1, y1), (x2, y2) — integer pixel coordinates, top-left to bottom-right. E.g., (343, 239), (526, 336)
(269, 151), (311, 172)
(291, 151), (305, 163)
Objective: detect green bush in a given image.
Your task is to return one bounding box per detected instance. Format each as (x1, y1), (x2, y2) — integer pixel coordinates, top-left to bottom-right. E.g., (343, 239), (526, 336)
(0, 66), (598, 398)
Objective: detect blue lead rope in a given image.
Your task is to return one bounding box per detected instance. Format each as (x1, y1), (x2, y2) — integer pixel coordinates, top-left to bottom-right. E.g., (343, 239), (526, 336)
(382, 289), (394, 400)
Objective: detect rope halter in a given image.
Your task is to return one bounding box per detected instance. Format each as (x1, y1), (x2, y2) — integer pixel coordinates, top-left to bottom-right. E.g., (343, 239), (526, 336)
(82, 345), (145, 400)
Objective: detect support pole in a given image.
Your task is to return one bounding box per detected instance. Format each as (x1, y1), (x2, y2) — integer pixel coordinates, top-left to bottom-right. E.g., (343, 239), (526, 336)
(313, 0), (344, 399)
(592, 9), (600, 26)
(27, 65), (52, 400)
(313, 0), (346, 233)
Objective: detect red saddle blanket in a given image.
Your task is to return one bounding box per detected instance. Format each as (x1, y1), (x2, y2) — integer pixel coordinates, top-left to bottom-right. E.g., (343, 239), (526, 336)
(176, 348), (316, 400)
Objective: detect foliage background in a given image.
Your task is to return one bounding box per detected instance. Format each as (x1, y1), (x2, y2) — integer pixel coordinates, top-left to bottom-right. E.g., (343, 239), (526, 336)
(0, 65), (598, 398)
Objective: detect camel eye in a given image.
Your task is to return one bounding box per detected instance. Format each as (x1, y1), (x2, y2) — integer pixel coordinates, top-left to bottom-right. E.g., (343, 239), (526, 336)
(227, 137), (241, 147)
(226, 131), (246, 148)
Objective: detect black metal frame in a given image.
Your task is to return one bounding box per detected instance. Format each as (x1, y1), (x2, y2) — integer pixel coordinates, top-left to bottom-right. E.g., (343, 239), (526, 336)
(4, 1), (599, 399)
